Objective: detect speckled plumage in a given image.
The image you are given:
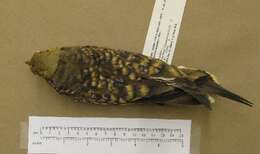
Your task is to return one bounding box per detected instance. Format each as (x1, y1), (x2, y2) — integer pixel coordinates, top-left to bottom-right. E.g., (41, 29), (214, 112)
(47, 46), (181, 105)
(26, 45), (253, 109)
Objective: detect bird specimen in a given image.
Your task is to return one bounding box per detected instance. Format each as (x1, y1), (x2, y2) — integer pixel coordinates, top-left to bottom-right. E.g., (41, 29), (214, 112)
(26, 45), (253, 109)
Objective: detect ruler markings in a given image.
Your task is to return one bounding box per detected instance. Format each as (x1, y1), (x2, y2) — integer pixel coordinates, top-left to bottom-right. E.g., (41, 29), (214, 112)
(28, 117), (191, 154)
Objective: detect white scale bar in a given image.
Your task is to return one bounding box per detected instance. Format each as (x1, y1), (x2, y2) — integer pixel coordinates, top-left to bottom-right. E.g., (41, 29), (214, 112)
(28, 116), (191, 154)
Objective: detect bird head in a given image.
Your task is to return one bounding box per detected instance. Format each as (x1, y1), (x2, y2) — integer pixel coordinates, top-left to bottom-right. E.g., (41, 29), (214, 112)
(26, 48), (61, 79)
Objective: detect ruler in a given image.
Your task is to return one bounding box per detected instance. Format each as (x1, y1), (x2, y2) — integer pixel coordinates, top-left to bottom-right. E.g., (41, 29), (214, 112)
(28, 117), (191, 154)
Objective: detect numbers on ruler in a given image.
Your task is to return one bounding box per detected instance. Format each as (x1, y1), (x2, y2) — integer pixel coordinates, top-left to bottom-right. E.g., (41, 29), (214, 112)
(160, 133), (165, 137)
(33, 131), (39, 135)
(35, 126), (185, 147)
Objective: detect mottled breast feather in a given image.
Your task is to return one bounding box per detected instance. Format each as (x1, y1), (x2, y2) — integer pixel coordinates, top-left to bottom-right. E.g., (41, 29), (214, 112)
(49, 46), (181, 105)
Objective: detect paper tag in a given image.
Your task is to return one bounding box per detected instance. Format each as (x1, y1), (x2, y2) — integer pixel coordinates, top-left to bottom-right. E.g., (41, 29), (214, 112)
(28, 116), (191, 154)
(143, 0), (186, 64)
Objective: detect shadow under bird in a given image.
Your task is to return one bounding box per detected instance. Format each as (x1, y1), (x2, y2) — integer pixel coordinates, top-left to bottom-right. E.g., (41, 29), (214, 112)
(26, 45), (253, 110)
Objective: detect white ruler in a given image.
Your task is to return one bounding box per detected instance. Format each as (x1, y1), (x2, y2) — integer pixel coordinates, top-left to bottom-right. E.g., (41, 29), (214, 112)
(143, 0), (186, 64)
(28, 116), (191, 154)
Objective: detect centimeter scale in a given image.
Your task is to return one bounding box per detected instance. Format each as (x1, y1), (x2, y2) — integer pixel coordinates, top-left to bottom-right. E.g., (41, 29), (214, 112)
(28, 117), (191, 154)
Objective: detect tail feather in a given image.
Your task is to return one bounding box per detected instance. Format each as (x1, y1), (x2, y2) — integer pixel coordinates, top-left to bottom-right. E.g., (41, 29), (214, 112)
(190, 94), (213, 110)
(173, 80), (214, 109)
(150, 75), (253, 109)
(150, 76), (216, 109)
(196, 76), (253, 107)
